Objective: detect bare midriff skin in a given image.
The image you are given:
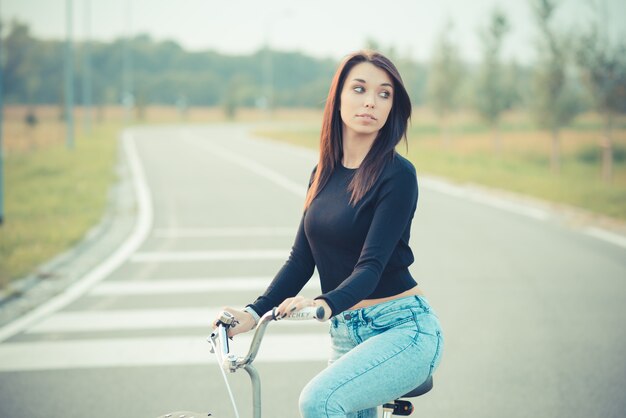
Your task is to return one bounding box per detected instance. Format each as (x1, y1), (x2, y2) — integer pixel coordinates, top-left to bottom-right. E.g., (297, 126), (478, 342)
(348, 285), (424, 311)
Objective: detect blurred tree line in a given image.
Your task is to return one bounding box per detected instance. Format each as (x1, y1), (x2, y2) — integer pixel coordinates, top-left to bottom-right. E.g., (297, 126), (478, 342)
(2, 0), (625, 181)
(1, 18), (517, 113)
(0, 21), (341, 110)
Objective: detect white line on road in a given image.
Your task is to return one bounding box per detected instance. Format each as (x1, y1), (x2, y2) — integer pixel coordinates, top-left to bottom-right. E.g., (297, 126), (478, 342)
(0, 334), (330, 372)
(25, 307), (327, 334)
(420, 176), (551, 221)
(0, 132), (154, 343)
(89, 277), (321, 296)
(421, 176), (626, 249)
(183, 131), (307, 198)
(152, 227), (295, 238)
(584, 227), (626, 249)
(130, 249), (289, 263)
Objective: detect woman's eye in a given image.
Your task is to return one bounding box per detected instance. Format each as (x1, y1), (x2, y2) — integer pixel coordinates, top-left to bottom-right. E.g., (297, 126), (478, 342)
(379, 91), (391, 99)
(353, 86), (364, 93)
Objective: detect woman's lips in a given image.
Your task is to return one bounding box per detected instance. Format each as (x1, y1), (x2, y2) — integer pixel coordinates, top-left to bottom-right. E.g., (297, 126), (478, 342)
(356, 113), (377, 120)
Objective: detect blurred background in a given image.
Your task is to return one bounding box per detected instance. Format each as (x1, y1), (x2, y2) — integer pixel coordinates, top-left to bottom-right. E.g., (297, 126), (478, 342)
(0, 2), (626, 418)
(0, 0), (625, 295)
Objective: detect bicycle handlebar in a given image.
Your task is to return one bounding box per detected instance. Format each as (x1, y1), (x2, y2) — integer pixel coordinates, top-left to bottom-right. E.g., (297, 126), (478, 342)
(277, 305), (326, 321)
(210, 306), (325, 373)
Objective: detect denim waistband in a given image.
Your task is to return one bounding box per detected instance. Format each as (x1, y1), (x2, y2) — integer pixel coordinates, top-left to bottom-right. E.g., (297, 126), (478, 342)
(331, 295), (433, 326)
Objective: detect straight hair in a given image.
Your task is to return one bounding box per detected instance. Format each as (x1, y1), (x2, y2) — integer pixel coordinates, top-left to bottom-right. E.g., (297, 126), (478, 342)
(304, 50), (412, 209)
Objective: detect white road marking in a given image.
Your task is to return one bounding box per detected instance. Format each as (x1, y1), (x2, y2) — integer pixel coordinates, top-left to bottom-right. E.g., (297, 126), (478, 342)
(89, 277), (321, 296)
(130, 249), (289, 263)
(25, 308), (327, 334)
(183, 132), (306, 198)
(0, 334), (330, 372)
(0, 132), (154, 343)
(420, 176), (551, 221)
(584, 227), (626, 249)
(153, 227), (295, 238)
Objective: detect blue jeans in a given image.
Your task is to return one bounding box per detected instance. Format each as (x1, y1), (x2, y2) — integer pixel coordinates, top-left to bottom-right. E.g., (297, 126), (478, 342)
(299, 295), (443, 418)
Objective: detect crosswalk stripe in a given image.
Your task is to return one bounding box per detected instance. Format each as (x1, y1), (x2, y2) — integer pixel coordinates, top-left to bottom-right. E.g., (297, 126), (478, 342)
(130, 249), (289, 262)
(89, 277), (321, 296)
(0, 333), (330, 372)
(25, 308), (327, 334)
(153, 227), (295, 238)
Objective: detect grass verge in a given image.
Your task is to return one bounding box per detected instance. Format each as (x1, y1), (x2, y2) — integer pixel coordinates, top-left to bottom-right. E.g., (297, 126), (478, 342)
(0, 122), (120, 288)
(253, 116), (626, 222)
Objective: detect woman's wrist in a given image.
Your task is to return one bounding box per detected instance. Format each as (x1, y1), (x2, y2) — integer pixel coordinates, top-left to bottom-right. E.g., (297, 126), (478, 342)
(243, 306), (261, 325)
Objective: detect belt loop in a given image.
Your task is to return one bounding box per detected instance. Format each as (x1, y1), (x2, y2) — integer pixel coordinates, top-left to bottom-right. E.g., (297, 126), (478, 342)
(357, 308), (367, 325)
(415, 295), (429, 312)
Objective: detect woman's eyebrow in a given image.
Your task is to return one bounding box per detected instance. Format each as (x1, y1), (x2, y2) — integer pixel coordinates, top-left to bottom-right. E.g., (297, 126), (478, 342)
(352, 78), (393, 88)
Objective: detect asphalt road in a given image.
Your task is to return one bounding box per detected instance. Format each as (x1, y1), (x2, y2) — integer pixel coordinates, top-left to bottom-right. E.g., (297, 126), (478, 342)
(0, 124), (625, 418)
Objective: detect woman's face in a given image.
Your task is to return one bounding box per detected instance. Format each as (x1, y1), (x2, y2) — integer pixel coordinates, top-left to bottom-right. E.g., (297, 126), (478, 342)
(339, 62), (394, 138)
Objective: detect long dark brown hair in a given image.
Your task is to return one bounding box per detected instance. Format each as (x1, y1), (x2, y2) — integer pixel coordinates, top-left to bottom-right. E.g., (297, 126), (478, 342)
(304, 50), (412, 209)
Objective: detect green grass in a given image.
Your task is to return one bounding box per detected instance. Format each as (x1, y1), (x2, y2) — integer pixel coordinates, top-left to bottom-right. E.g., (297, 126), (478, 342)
(253, 124), (626, 221)
(0, 123), (120, 288)
(405, 145), (626, 220)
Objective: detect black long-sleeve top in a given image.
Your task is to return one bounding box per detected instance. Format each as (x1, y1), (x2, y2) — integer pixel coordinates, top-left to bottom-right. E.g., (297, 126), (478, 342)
(248, 153), (419, 317)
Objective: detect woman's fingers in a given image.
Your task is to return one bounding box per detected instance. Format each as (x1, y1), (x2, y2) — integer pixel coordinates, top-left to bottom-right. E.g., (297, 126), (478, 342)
(277, 296), (303, 316)
(276, 296), (316, 318)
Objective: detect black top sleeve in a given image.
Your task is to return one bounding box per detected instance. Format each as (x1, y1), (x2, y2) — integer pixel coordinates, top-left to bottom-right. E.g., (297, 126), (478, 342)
(247, 170), (317, 316)
(314, 166), (418, 315)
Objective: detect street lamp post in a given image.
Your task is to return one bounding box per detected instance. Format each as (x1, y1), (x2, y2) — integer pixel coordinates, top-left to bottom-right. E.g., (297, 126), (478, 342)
(0, 1), (5, 225)
(122, 0), (134, 126)
(65, 0), (75, 149)
(262, 9), (292, 118)
(82, 0), (92, 135)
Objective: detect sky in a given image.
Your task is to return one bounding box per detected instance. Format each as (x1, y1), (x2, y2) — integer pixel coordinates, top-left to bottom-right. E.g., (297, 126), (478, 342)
(2, 0), (625, 64)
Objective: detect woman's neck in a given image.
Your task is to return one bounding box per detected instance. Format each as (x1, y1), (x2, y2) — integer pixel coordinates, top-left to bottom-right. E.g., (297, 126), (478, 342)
(341, 130), (377, 169)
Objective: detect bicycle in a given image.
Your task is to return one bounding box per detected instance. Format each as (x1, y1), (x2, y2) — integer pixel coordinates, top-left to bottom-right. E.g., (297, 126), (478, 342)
(157, 307), (434, 418)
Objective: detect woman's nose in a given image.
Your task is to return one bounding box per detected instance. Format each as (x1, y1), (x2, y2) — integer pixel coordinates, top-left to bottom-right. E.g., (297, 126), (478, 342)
(364, 95), (376, 108)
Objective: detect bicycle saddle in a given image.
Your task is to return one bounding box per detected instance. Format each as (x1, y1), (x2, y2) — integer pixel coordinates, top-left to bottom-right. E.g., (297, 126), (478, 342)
(401, 376), (433, 398)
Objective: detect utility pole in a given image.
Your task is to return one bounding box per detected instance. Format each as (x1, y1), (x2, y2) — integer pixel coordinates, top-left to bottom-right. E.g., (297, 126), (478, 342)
(0, 1), (5, 225)
(65, 0), (75, 149)
(122, 0), (133, 126)
(82, 0), (92, 135)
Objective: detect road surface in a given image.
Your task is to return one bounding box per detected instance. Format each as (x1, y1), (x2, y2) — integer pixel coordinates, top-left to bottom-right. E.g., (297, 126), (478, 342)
(0, 124), (624, 418)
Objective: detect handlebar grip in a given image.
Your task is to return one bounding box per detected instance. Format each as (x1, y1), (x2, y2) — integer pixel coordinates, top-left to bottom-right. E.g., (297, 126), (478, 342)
(316, 305), (326, 320)
(282, 306), (325, 321)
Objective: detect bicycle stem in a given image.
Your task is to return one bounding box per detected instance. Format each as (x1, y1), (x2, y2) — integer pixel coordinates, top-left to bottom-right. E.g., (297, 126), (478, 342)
(239, 309), (278, 367)
(209, 306), (323, 417)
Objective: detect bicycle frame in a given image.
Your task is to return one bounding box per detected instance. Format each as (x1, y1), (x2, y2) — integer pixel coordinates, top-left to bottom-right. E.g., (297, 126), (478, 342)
(210, 307), (322, 418)
(158, 305), (428, 418)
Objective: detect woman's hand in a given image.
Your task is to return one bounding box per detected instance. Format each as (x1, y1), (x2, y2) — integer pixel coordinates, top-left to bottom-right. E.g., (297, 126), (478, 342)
(276, 296), (332, 321)
(211, 307), (257, 338)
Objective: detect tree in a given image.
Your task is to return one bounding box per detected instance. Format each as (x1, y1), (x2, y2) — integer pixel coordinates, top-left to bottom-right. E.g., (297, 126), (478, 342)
(530, 0), (581, 174)
(474, 9), (514, 153)
(576, 14), (626, 183)
(2, 20), (39, 104)
(427, 22), (464, 145)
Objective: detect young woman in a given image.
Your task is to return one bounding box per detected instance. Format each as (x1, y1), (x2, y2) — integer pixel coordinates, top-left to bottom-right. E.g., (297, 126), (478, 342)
(214, 50), (443, 418)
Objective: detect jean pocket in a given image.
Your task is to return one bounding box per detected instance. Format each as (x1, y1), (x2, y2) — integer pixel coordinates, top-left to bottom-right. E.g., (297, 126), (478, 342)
(368, 308), (415, 331)
(429, 330), (444, 375)
(416, 312), (442, 337)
